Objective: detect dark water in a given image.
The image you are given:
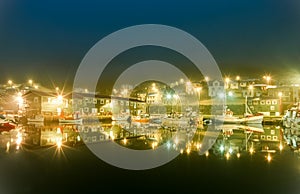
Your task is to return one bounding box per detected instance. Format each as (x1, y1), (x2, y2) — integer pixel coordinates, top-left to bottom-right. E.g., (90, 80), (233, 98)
(1, 122), (300, 194)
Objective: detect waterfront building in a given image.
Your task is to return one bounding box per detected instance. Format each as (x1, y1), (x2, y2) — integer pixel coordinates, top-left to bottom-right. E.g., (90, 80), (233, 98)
(71, 92), (146, 117)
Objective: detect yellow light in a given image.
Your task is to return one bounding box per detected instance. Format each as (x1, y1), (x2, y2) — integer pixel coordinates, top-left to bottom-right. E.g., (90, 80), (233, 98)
(186, 147), (191, 155)
(237, 153), (241, 158)
(267, 154), (272, 162)
(152, 142), (156, 149)
(57, 140), (62, 149)
(196, 143), (201, 150)
(249, 147), (254, 154)
(109, 131), (113, 137)
(28, 79), (33, 85)
(8, 80), (12, 85)
(226, 152), (230, 160)
(205, 151), (209, 157)
(180, 149), (184, 154)
(279, 143), (283, 151)
(6, 141), (10, 151)
(123, 138), (127, 145)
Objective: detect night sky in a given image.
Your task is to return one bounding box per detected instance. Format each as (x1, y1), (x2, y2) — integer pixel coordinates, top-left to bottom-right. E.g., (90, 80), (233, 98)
(1, 0), (300, 89)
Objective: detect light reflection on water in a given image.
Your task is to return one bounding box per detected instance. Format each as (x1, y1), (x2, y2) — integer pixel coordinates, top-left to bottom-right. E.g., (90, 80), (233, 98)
(1, 121), (299, 163)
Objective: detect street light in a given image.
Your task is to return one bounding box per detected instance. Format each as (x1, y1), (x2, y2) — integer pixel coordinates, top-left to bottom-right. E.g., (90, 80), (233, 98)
(28, 79), (33, 86)
(225, 77), (230, 89)
(8, 80), (13, 86)
(263, 75), (271, 85)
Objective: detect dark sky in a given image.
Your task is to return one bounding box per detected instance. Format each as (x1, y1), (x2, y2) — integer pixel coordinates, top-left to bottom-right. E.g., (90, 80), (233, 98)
(1, 0), (300, 88)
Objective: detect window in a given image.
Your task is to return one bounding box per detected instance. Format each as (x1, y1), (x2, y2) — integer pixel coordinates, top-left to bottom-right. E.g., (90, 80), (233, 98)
(100, 99), (104, 104)
(270, 106), (275, 111)
(260, 100), (265, 105)
(253, 101), (258, 105)
(100, 108), (104, 112)
(273, 136), (278, 141)
(261, 135), (265, 140)
(272, 100), (277, 105)
(91, 108), (97, 114)
(34, 97), (39, 103)
(266, 100), (271, 105)
(84, 107), (89, 112)
(267, 136), (271, 140)
(93, 98), (97, 104)
(271, 130), (275, 135)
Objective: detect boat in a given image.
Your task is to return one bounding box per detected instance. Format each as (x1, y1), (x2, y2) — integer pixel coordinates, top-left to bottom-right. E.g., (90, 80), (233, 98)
(215, 96), (264, 124)
(282, 103), (300, 129)
(0, 121), (16, 132)
(59, 117), (83, 124)
(131, 115), (149, 123)
(27, 115), (44, 122)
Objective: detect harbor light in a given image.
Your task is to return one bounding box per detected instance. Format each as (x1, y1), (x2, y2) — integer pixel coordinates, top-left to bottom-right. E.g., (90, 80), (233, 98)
(220, 145), (225, 152)
(249, 147), (254, 155)
(8, 80), (13, 86)
(267, 154), (272, 162)
(279, 143), (283, 151)
(226, 152), (230, 160)
(186, 147), (191, 155)
(205, 151), (209, 157)
(237, 153), (241, 158)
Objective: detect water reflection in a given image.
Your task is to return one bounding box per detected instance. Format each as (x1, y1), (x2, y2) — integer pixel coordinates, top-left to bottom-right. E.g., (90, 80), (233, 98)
(1, 121), (298, 163)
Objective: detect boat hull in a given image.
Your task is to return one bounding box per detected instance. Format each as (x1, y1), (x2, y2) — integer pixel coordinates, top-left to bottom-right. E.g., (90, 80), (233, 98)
(59, 118), (83, 124)
(215, 115), (263, 124)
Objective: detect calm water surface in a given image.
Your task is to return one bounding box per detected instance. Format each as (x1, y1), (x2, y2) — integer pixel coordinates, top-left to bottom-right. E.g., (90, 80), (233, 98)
(1, 121), (300, 194)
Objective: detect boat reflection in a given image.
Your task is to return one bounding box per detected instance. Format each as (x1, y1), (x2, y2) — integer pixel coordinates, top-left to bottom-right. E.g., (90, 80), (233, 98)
(0, 121), (292, 162)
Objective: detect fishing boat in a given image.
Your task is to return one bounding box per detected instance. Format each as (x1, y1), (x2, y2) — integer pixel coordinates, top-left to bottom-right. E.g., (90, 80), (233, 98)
(131, 115), (149, 123)
(0, 120), (16, 132)
(58, 111), (83, 124)
(215, 96), (263, 124)
(282, 103), (300, 130)
(59, 117), (83, 124)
